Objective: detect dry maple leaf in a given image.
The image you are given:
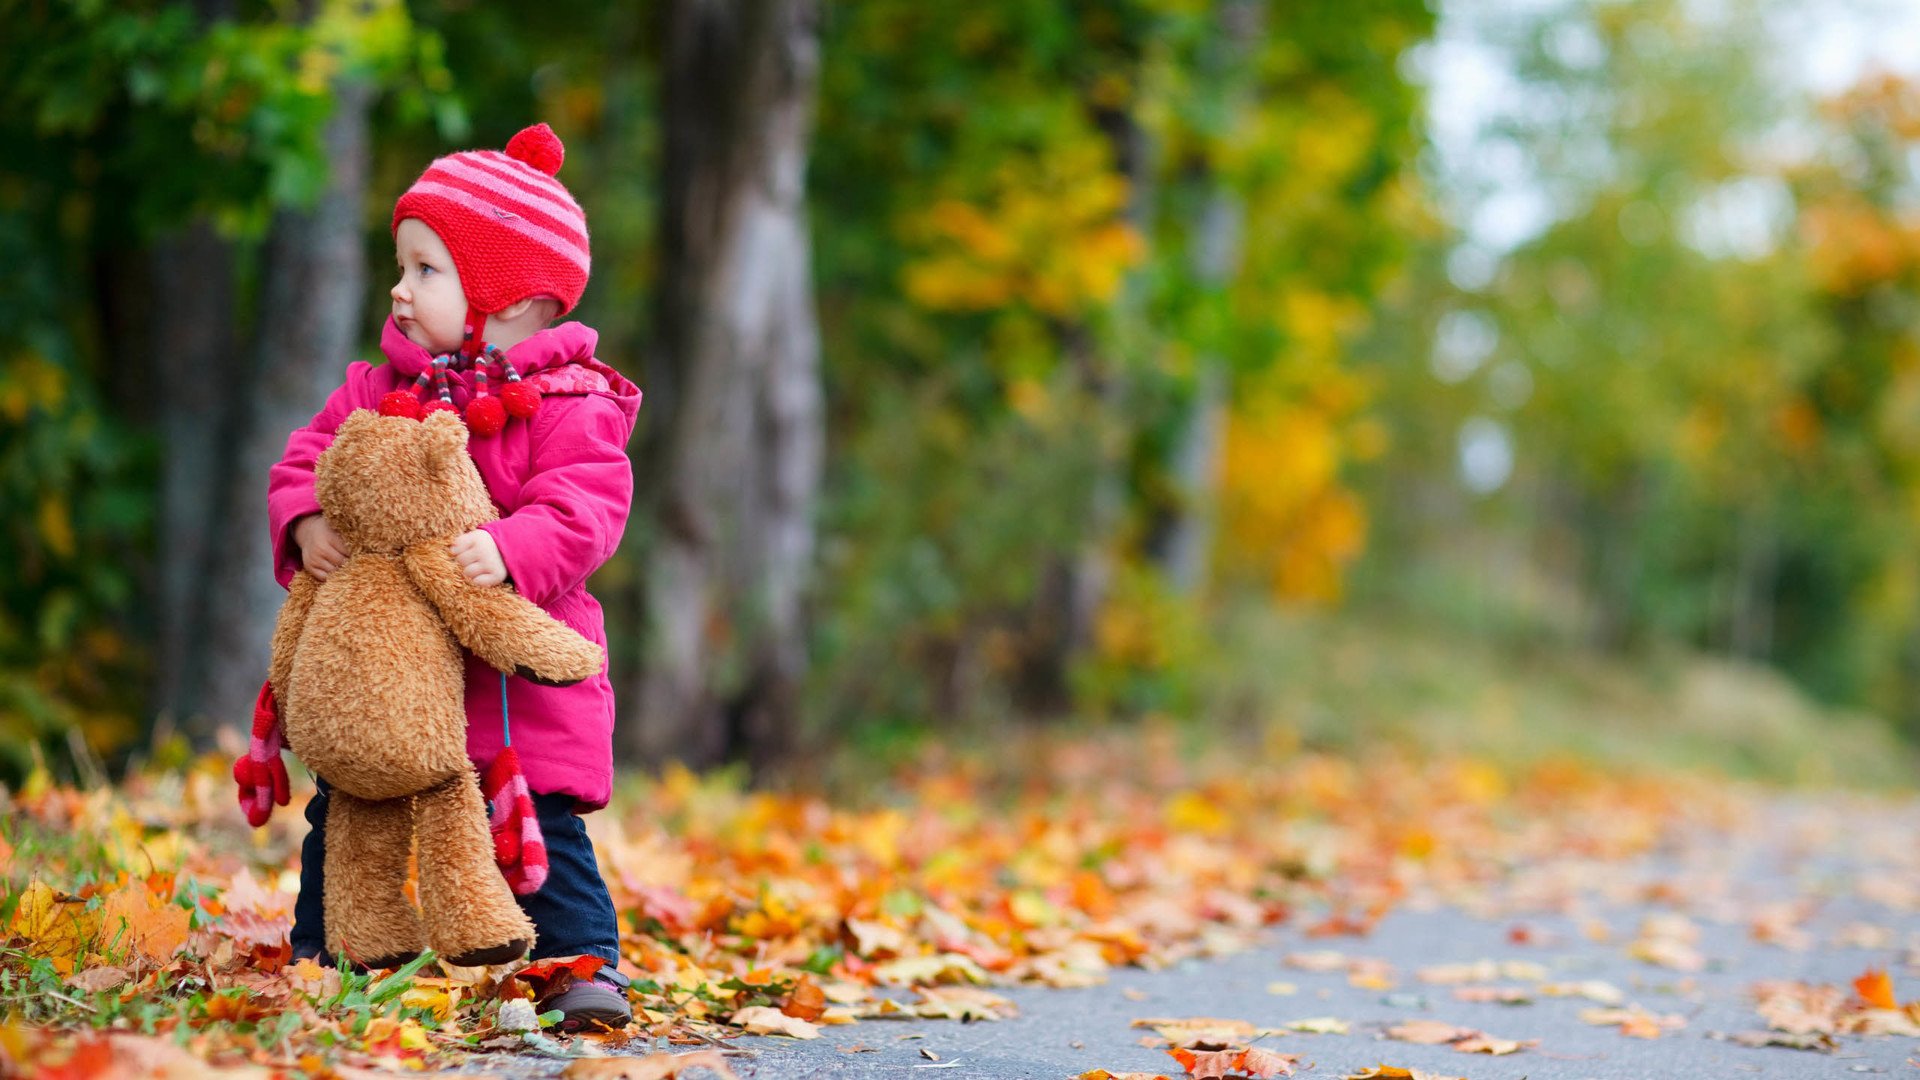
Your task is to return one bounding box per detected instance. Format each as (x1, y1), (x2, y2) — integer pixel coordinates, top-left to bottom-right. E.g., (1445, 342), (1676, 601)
(1383, 1019), (1474, 1045)
(1078, 1072), (1174, 1080)
(1168, 1046), (1245, 1079)
(731, 1004), (821, 1038)
(1342, 1067), (1465, 1080)
(914, 985), (1018, 1021)
(782, 975), (827, 1021)
(1453, 1033), (1534, 1055)
(1237, 1047), (1302, 1078)
(1711, 1029), (1838, 1053)
(1132, 1017), (1272, 1048)
(562, 1051), (742, 1080)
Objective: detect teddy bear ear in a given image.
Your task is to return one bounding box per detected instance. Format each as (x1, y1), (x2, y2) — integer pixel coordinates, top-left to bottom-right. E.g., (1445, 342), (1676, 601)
(420, 409), (470, 474)
(337, 409), (382, 437)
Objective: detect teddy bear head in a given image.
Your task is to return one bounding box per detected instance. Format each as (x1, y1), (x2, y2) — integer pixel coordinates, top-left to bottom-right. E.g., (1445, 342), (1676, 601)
(315, 410), (498, 555)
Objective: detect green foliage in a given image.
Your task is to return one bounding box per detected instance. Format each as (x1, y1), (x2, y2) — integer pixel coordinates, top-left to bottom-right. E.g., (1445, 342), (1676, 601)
(0, 1), (458, 779)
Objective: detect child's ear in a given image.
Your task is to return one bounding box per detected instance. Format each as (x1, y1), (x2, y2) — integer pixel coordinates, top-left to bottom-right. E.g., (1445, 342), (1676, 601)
(421, 410), (470, 474)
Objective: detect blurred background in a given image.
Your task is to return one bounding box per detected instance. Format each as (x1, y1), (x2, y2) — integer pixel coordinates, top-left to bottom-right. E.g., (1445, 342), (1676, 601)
(8, 0), (1920, 791)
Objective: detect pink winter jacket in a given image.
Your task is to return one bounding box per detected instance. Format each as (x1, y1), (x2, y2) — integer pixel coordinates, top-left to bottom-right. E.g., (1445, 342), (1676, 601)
(266, 317), (642, 809)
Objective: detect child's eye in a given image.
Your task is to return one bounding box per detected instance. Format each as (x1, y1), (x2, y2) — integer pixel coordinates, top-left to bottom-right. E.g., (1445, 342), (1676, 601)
(419, 264), (435, 276)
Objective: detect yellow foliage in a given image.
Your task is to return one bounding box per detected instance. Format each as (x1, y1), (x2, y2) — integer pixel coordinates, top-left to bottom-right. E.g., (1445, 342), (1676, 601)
(0, 352), (70, 422)
(901, 131), (1144, 318)
(1217, 373), (1372, 604)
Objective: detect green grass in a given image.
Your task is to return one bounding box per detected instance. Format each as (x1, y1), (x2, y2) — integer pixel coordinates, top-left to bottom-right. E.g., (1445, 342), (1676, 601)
(1200, 602), (1920, 789)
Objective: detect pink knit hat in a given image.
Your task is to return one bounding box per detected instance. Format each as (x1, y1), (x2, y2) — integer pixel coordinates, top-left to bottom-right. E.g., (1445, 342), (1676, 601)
(392, 123), (590, 320)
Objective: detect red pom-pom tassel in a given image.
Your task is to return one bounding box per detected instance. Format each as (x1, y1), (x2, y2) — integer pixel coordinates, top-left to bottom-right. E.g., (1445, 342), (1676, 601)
(504, 123), (565, 177)
(422, 398), (460, 418)
(501, 381), (542, 418)
(466, 395), (507, 436)
(378, 390), (424, 419)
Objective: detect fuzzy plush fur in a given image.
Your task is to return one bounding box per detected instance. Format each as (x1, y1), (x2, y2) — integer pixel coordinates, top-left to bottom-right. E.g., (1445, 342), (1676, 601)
(271, 409), (606, 967)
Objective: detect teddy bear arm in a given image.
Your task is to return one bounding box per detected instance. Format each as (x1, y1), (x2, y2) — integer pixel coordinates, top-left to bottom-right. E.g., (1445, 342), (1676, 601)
(267, 570), (321, 703)
(401, 540), (606, 686)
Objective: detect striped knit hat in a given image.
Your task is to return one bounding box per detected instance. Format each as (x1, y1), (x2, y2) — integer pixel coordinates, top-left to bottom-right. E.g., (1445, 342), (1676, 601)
(392, 123), (590, 321)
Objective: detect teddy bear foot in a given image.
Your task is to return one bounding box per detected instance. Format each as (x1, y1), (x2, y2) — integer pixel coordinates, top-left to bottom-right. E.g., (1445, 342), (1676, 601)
(445, 938), (531, 968)
(361, 949), (425, 970)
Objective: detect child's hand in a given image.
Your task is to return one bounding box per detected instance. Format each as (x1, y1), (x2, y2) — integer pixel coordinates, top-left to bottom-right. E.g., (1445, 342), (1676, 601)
(294, 514), (348, 581)
(450, 529), (509, 587)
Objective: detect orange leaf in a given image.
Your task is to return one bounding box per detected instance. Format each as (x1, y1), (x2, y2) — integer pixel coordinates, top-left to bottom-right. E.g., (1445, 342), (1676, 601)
(1167, 1047), (1241, 1079)
(782, 975), (827, 1021)
(1855, 967), (1897, 1010)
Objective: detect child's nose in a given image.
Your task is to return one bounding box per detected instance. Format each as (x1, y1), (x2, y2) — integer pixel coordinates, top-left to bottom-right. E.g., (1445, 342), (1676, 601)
(390, 280), (408, 302)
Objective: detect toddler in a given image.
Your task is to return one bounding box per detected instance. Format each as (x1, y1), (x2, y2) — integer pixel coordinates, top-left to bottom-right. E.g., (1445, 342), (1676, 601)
(265, 124), (641, 1030)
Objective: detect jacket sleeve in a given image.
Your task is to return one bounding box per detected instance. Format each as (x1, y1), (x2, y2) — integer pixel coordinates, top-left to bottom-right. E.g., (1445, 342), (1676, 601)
(266, 365), (373, 589)
(480, 393), (635, 608)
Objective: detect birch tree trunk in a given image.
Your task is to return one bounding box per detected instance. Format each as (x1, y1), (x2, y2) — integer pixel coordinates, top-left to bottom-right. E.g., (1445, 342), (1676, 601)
(627, 0), (824, 775)
(190, 82), (371, 737)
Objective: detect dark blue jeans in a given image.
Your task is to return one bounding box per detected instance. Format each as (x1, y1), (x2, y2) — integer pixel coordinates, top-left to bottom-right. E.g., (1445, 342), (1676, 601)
(290, 778), (622, 970)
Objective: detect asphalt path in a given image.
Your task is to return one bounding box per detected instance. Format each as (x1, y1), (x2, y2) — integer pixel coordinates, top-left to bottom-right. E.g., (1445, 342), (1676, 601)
(500, 795), (1920, 1079)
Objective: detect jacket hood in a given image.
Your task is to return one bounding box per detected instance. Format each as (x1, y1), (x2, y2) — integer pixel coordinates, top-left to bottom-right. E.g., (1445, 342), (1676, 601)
(378, 315), (642, 438)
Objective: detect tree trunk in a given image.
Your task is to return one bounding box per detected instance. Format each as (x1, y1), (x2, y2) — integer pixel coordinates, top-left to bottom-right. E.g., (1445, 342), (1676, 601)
(1152, 0), (1258, 596)
(626, 0), (824, 776)
(150, 221), (240, 731)
(190, 82), (371, 739)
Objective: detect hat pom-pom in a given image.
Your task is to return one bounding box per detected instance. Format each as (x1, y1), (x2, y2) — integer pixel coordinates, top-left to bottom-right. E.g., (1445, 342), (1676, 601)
(379, 390), (423, 420)
(504, 123), (565, 177)
(501, 381), (542, 418)
(467, 394), (507, 436)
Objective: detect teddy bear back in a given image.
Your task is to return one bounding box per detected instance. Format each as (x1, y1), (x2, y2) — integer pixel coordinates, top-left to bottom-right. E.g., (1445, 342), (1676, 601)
(315, 410), (498, 555)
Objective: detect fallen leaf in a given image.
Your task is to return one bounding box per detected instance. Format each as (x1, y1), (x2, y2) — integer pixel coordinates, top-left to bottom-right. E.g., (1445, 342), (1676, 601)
(1452, 1033), (1533, 1055)
(1710, 1029), (1838, 1052)
(1384, 1019), (1473, 1045)
(914, 985), (1018, 1021)
(1451, 986), (1531, 1005)
(732, 1005), (820, 1039)
(563, 1051), (741, 1079)
(1284, 1016), (1349, 1034)
(1167, 1047), (1247, 1080)
(1855, 967), (1897, 1010)
(871, 953), (989, 986)
(102, 887), (190, 964)
(1342, 1068), (1464, 1080)
(1132, 1017), (1275, 1048)
(67, 965), (131, 993)
(1285, 950), (1347, 972)
(782, 975), (827, 1021)
(1237, 1047), (1302, 1078)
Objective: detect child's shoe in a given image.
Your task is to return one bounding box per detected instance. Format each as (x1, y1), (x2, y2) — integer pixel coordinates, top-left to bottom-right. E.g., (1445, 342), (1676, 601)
(547, 968), (633, 1032)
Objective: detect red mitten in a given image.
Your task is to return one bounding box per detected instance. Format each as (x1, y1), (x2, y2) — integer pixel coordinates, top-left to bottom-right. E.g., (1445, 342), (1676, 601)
(481, 747), (547, 895)
(232, 680), (290, 827)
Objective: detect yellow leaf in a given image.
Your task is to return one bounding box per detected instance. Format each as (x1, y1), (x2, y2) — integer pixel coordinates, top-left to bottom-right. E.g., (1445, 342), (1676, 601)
(10, 881), (98, 972)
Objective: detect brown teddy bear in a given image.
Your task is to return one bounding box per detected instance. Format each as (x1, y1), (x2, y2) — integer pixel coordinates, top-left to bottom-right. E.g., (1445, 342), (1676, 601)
(265, 408), (606, 968)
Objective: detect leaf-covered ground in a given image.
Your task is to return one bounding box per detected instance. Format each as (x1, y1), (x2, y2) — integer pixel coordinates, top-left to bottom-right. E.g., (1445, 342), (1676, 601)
(4, 729), (1920, 1078)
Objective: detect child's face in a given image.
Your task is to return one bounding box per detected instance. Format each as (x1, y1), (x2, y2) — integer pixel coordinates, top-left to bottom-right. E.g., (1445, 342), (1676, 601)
(391, 218), (467, 354)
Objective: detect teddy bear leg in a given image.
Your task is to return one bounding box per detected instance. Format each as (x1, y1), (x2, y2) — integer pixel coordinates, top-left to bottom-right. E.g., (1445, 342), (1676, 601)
(323, 790), (426, 969)
(414, 773), (535, 967)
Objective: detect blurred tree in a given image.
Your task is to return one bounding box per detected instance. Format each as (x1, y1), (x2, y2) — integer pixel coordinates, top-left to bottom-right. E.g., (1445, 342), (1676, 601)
(627, 0), (824, 773)
(0, 0), (456, 771)
(804, 0), (1431, 738)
